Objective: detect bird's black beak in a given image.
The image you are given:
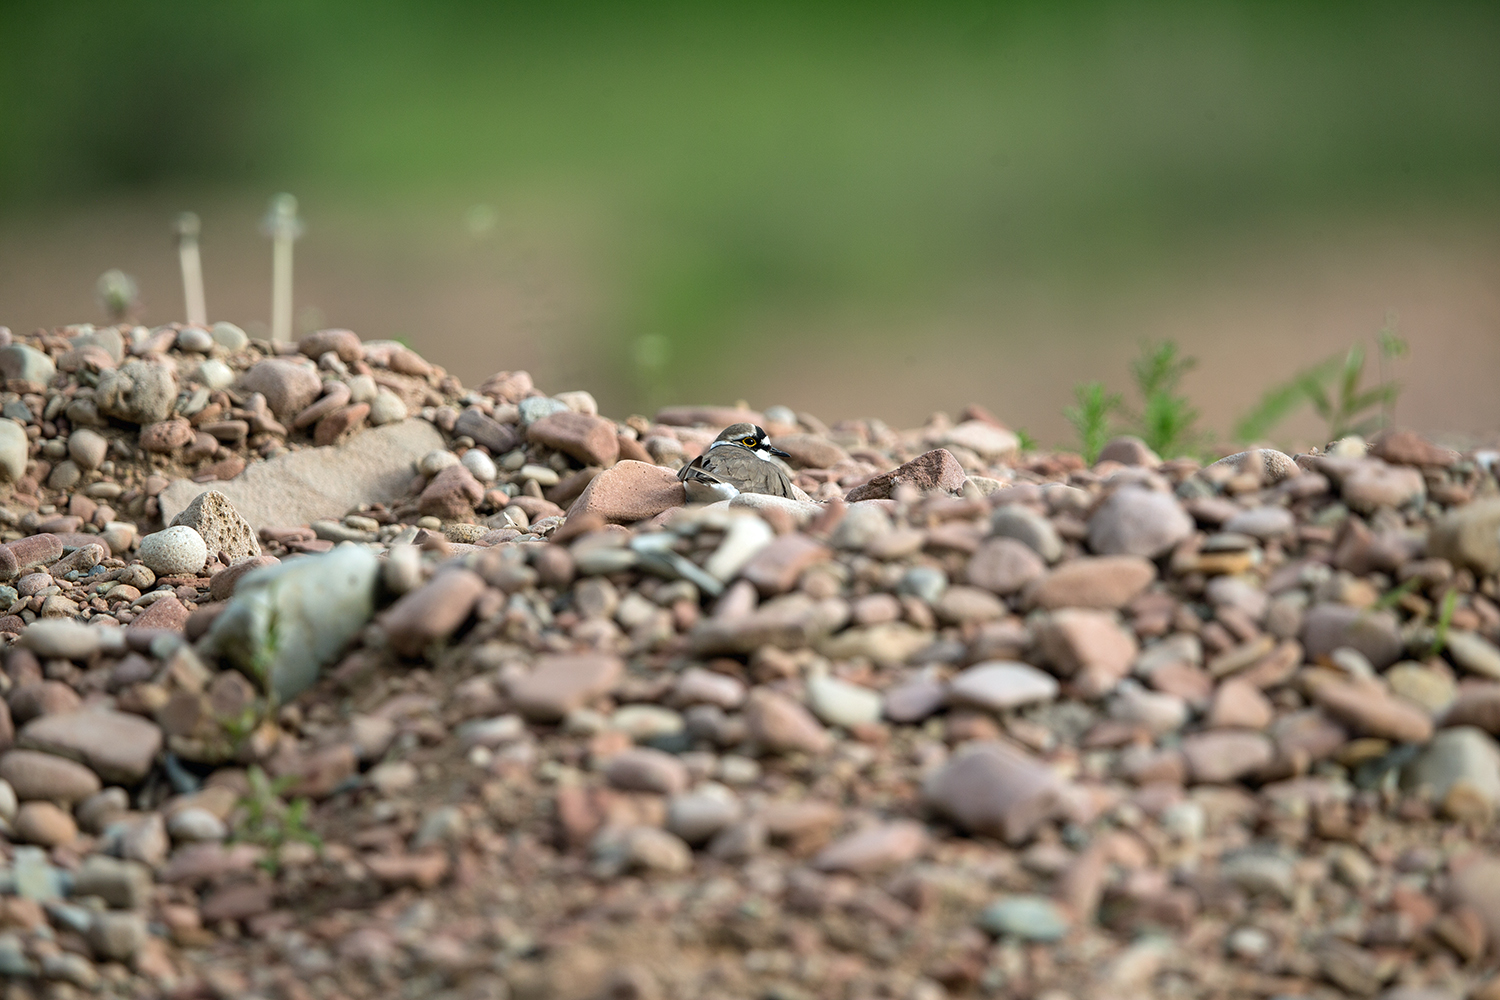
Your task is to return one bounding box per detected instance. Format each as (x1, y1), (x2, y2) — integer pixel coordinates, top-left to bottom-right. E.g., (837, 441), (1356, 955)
(769, 445), (791, 459)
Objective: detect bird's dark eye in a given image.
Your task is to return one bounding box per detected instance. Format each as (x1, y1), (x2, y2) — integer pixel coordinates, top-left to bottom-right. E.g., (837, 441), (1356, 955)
(742, 437), (758, 447)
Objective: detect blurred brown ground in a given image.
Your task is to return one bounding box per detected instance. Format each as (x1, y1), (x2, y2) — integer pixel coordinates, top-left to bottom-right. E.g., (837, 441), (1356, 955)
(2, 194), (1496, 453)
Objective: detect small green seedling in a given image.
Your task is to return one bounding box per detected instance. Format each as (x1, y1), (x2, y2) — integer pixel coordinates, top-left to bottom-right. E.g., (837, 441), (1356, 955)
(1064, 381), (1122, 464)
(1234, 318), (1406, 445)
(234, 765), (321, 873)
(1430, 589), (1459, 658)
(1126, 340), (1203, 459)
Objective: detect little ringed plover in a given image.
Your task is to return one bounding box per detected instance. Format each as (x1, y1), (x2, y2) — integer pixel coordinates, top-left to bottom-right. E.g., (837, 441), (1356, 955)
(677, 422), (795, 503)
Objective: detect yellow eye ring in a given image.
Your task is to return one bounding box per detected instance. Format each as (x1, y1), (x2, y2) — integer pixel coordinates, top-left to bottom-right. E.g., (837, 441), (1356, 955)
(742, 437), (757, 447)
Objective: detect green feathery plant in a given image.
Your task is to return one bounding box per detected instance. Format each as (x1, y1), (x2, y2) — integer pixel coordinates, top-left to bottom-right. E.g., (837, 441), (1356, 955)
(1234, 315), (1407, 445)
(234, 765), (322, 873)
(1126, 340), (1203, 458)
(1064, 381), (1122, 464)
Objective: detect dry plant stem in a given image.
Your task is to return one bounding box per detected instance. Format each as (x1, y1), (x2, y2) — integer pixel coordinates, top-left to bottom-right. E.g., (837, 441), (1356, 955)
(175, 212), (206, 327)
(272, 236), (293, 344)
(264, 194), (301, 344)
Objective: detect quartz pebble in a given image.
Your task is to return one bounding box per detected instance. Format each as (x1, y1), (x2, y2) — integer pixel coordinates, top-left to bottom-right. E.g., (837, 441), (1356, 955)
(138, 525), (208, 576)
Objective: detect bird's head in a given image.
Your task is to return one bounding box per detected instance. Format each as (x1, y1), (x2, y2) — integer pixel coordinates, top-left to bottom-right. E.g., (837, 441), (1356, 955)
(713, 422), (789, 460)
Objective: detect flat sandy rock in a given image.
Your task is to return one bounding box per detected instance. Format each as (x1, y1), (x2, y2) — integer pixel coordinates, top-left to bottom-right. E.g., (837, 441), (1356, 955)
(159, 419), (445, 530)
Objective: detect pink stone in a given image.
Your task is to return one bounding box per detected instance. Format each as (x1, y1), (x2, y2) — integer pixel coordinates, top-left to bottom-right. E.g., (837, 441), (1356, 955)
(528, 411), (620, 467)
(1026, 556), (1156, 610)
(845, 449), (965, 503)
(564, 460), (685, 526)
(379, 568), (488, 658)
(417, 464), (484, 519)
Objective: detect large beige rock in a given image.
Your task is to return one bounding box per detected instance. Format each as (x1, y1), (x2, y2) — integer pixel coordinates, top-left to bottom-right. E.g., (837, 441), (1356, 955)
(159, 419), (444, 530)
(171, 490), (261, 563)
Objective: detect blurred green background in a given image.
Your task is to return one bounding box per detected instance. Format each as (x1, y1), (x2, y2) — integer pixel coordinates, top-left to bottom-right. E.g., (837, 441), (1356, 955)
(2, 1), (1498, 446)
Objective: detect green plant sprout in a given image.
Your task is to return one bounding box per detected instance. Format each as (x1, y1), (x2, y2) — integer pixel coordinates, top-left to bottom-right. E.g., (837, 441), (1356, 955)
(1371, 576), (1422, 612)
(1064, 381), (1121, 464)
(1126, 341), (1203, 458)
(1234, 318), (1406, 445)
(234, 765), (322, 873)
(1430, 589), (1459, 658)
(1014, 428), (1038, 453)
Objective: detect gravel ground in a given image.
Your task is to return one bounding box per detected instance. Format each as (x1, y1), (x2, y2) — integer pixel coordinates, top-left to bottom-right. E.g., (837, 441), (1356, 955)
(0, 321), (1498, 1000)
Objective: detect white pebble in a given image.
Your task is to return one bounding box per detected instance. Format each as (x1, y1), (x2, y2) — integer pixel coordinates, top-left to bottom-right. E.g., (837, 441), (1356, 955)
(138, 525), (208, 576)
(369, 389), (408, 426)
(419, 450), (459, 477)
(461, 449), (498, 483)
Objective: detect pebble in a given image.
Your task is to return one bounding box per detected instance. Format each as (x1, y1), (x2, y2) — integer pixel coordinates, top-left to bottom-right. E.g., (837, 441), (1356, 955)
(611, 704), (684, 740)
(673, 667), (746, 709)
(923, 741), (1064, 845)
(1180, 730), (1274, 783)
(1206, 677), (1274, 730)
(1027, 555), (1155, 610)
(417, 463), (485, 518)
(196, 358), (236, 389)
(745, 688), (832, 754)
(1088, 486), (1193, 557)
(829, 502), (893, 550)
(990, 504), (1064, 562)
(14, 800), (77, 846)
(1034, 609), (1138, 697)
(978, 895), (1070, 941)
(1301, 602), (1403, 670)
(87, 911), (147, 962)
(166, 807), (228, 843)
(17, 619), (106, 660)
(0, 749), (101, 803)
(509, 654), (624, 721)
(1429, 498), (1500, 574)
(1401, 727), (1500, 819)
(1222, 851), (1296, 902)
(622, 826), (693, 873)
(379, 567), (487, 657)
(948, 661), (1060, 712)
(1340, 460), (1425, 512)
(68, 428), (109, 471)
(845, 448), (966, 502)
(0, 420), (27, 482)
(20, 709), (162, 784)
(1223, 505), (1295, 540)
(812, 820), (927, 873)
(604, 747), (690, 795)
(1306, 675), (1433, 743)
(667, 785), (742, 844)
(528, 411), (619, 466)
(966, 536), (1046, 594)
(1110, 680), (1189, 734)
(239, 358), (323, 419)
(1445, 630), (1500, 680)
(138, 524), (208, 576)
(567, 460), (685, 524)
(941, 420), (1019, 462)
(805, 672), (883, 728)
